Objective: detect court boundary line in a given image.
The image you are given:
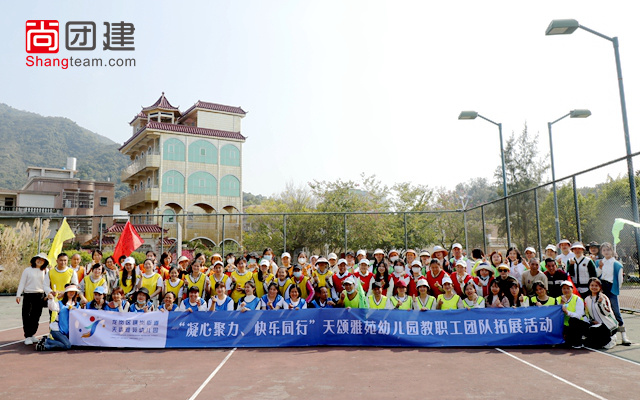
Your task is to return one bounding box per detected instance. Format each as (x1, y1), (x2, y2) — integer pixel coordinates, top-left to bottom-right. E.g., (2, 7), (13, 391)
(188, 347), (237, 400)
(585, 346), (640, 367)
(495, 348), (607, 400)
(0, 321), (47, 333)
(0, 334), (46, 349)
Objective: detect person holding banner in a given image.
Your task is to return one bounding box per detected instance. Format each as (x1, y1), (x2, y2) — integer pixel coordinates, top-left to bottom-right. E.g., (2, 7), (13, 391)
(158, 291), (178, 312)
(87, 286), (108, 310)
(485, 280), (509, 308)
(530, 282), (557, 306)
(106, 288), (129, 312)
(36, 283), (80, 351)
(558, 280), (588, 348)
(584, 277), (618, 349)
(337, 276), (367, 308)
(208, 282), (234, 311)
(129, 287), (154, 313)
(309, 286), (335, 308)
(284, 285), (307, 310)
(436, 275), (463, 310)
(119, 257), (138, 299)
(368, 281), (389, 309)
(508, 281), (529, 308)
(461, 281), (485, 309)
(180, 286), (207, 312)
(413, 279), (436, 310)
(43, 253), (77, 300)
(260, 282), (285, 310)
(237, 281), (261, 311)
(388, 280), (412, 310)
(78, 263), (107, 307)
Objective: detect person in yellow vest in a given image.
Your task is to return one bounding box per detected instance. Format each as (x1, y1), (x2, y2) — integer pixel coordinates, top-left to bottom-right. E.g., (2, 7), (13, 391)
(368, 281), (388, 309)
(163, 267), (185, 301)
(230, 258), (254, 304)
(185, 258), (210, 299)
(461, 281), (485, 309)
(44, 253), (78, 300)
(311, 257), (334, 293)
(78, 263), (107, 306)
(253, 259), (275, 298)
(413, 279), (436, 310)
(119, 257), (139, 299)
(337, 276), (367, 308)
(530, 282), (557, 306)
(557, 280), (588, 348)
(291, 264), (315, 304)
(137, 258), (163, 304)
(388, 280), (412, 310)
(436, 275), (463, 310)
(209, 261), (231, 297)
(276, 266), (294, 300)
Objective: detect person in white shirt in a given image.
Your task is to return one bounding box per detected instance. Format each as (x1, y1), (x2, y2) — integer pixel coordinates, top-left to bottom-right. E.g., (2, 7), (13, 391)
(179, 286), (207, 312)
(16, 253), (49, 345)
(556, 239), (574, 270)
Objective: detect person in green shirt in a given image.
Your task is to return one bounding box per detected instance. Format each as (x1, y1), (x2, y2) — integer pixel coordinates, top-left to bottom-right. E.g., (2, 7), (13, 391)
(337, 277), (367, 308)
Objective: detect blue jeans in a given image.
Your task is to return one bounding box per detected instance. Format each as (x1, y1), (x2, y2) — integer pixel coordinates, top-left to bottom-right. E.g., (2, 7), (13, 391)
(44, 330), (71, 350)
(602, 280), (624, 327)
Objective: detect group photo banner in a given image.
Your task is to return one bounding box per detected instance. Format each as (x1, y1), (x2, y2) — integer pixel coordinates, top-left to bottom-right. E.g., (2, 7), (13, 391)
(69, 307), (565, 349)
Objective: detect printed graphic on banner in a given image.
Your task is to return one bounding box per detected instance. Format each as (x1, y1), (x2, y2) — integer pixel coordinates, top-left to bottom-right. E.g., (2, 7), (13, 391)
(70, 307), (564, 349)
(70, 310), (168, 348)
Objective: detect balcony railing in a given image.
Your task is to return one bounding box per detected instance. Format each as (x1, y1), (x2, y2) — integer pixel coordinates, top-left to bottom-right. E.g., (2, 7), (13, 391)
(119, 187), (159, 210)
(121, 154), (160, 182)
(0, 206), (63, 216)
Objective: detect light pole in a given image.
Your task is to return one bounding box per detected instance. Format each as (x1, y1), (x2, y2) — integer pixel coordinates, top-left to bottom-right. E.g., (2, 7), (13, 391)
(459, 195), (469, 254)
(546, 19), (640, 261)
(548, 109), (591, 243)
(459, 111), (511, 246)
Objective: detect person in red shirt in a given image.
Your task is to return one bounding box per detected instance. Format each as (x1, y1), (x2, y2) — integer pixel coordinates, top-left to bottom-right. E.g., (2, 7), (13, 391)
(330, 259), (352, 301)
(408, 260), (425, 297)
(353, 258), (374, 295)
(425, 259), (449, 297)
(451, 260), (473, 296)
(390, 259), (411, 297)
(472, 262), (495, 298)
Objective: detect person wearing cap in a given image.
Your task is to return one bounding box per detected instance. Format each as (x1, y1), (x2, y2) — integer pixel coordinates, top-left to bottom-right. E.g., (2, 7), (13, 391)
(388, 280), (412, 310)
(557, 280), (588, 348)
(260, 282), (286, 310)
(281, 252), (293, 275)
(327, 253), (338, 271)
(294, 252), (311, 277)
(413, 279), (436, 311)
(17, 253), (49, 345)
(106, 287), (129, 312)
(543, 258), (569, 298)
(597, 242), (631, 345)
(311, 257), (333, 292)
(485, 280), (509, 308)
(310, 255), (319, 268)
(208, 282), (235, 311)
(180, 286), (207, 312)
(390, 259), (411, 296)
(356, 250), (367, 264)
(330, 259), (353, 301)
(276, 266), (294, 300)
(371, 249), (386, 274)
(387, 249), (400, 264)
(449, 243), (466, 270)
(472, 262), (495, 298)
(520, 258), (548, 296)
(43, 253), (78, 300)
(432, 246), (452, 274)
(309, 286), (335, 308)
(408, 260), (425, 297)
(506, 247), (528, 284)
(529, 282), (557, 306)
(494, 264), (516, 303)
(185, 257), (210, 299)
(337, 276), (367, 309)
(177, 255), (190, 278)
(524, 247), (537, 265)
(129, 287), (153, 312)
(237, 281), (261, 312)
(291, 264), (315, 304)
(210, 260), (232, 297)
(540, 244), (557, 272)
(87, 286), (109, 310)
(556, 239), (575, 269)
(163, 267), (185, 302)
(567, 242), (597, 297)
(353, 258), (374, 295)
(367, 281), (389, 309)
(426, 259), (449, 297)
(37, 283), (81, 351)
(405, 249), (418, 272)
(461, 281), (485, 309)
(419, 250), (431, 269)
(345, 251), (357, 272)
(253, 259), (275, 298)
(119, 257), (139, 298)
(78, 263), (107, 306)
(137, 258), (164, 305)
(584, 277), (619, 349)
(587, 241), (601, 262)
(230, 258), (254, 304)
(260, 248), (278, 275)
(450, 260), (472, 297)
(436, 275), (463, 310)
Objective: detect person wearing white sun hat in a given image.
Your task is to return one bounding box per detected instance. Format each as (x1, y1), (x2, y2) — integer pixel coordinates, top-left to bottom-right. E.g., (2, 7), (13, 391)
(17, 253), (49, 345)
(567, 242), (597, 297)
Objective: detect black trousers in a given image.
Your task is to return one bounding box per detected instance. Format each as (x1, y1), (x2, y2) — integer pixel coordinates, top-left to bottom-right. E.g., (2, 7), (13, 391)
(22, 293), (45, 338)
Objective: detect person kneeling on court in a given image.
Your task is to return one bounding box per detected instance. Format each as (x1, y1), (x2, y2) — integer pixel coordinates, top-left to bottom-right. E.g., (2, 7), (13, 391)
(436, 275), (463, 310)
(36, 283), (80, 351)
(337, 277), (367, 308)
(180, 286), (207, 312)
(558, 280), (588, 349)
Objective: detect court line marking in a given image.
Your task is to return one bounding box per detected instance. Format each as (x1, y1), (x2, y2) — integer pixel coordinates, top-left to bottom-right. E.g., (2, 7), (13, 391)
(188, 347), (237, 400)
(495, 348), (607, 400)
(0, 334), (46, 349)
(0, 321), (47, 333)
(585, 346), (640, 367)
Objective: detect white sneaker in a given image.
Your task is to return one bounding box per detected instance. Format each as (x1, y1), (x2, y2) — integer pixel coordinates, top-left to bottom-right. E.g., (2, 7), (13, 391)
(29, 336), (38, 343)
(24, 337), (33, 345)
(604, 339), (617, 349)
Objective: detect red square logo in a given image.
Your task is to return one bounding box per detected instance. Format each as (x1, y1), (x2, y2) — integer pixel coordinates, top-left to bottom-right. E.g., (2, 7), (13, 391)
(26, 20), (59, 53)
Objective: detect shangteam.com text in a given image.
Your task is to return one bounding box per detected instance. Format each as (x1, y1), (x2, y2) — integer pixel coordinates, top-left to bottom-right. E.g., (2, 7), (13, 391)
(26, 56), (136, 69)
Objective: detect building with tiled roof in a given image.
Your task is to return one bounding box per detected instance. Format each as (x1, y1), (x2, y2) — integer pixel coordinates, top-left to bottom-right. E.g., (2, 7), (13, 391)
(119, 93), (245, 250)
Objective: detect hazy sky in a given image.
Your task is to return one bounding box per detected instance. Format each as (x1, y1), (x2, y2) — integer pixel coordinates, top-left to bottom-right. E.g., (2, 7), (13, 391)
(3, 1), (639, 198)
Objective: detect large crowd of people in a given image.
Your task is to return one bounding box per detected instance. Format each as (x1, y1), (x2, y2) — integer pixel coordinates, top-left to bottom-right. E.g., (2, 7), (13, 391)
(15, 240), (632, 351)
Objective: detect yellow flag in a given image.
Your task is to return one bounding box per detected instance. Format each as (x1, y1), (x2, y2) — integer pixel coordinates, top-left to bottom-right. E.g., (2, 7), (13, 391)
(47, 218), (76, 265)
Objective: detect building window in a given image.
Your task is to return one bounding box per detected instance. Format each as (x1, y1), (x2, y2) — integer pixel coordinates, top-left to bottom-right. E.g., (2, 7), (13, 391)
(167, 177), (174, 185)
(162, 170), (185, 194)
(220, 144), (240, 166)
(100, 197), (108, 206)
(200, 148), (206, 156)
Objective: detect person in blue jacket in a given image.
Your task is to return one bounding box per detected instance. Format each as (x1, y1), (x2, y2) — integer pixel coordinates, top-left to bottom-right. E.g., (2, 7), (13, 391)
(36, 283), (80, 351)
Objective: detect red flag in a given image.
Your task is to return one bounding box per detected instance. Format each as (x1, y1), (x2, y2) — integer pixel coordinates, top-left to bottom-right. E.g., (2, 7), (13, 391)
(113, 222), (144, 266)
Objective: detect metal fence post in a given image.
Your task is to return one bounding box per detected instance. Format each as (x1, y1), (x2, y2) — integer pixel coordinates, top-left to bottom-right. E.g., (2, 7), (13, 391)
(534, 188), (542, 255)
(404, 212), (408, 251)
(572, 176), (582, 241)
(481, 206), (487, 254)
(283, 214), (287, 253)
(221, 214), (225, 257)
(343, 213), (348, 252)
(99, 216), (103, 252)
(160, 215), (164, 254)
(37, 217), (43, 253)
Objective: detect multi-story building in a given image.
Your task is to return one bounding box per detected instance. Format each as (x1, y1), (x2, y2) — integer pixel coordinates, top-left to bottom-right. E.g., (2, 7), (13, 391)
(119, 93), (246, 247)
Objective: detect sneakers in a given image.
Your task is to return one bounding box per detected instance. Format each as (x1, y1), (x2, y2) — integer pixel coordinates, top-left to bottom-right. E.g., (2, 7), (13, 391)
(604, 339), (617, 350)
(35, 337), (46, 351)
(24, 337), (33, 345)
(571, 344), (584, 349)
